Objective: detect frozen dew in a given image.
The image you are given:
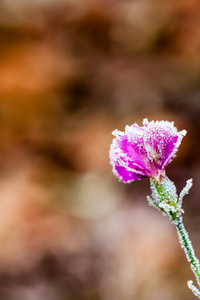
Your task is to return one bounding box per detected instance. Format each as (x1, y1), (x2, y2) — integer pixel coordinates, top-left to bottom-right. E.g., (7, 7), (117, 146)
(179, 179), (193, 208)
(162, 177), (177, 202)
(159, 202), (176, 214)
(188, 281), (200, 298)
(146, 195), (160, 211)
(176, 218), (200, 290)
(149, 177), (179, 220)
(150, 179), (162, 203)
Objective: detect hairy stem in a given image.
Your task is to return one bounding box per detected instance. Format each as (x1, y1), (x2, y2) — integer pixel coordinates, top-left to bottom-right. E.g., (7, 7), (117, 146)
(175, 218), (200, 287)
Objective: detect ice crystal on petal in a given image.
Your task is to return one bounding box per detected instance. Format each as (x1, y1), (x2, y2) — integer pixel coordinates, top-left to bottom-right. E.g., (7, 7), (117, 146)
(109, 119), (186, 183)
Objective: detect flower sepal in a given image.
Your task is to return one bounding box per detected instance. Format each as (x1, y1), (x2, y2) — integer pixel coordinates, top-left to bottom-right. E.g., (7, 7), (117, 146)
(147, 177), (193, 222)
(148, 177), (181, 221)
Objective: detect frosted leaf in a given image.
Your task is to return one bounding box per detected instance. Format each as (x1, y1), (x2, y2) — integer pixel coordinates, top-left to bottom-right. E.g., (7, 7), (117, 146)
(161, 177), (178, 204)
(150, 177), (177, 204)
(147, 195), (160, 210)
(159, 202), (176, 214)
(147, 195), (154, 206)
(149, 177), (180, 220)
(150, 180), (162, 203)
(179, 179), (193, 208)
(188, 281), (200, 298)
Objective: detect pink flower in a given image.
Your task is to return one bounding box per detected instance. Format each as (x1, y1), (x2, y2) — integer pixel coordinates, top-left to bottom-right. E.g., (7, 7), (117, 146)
(109, 119), (186, 183)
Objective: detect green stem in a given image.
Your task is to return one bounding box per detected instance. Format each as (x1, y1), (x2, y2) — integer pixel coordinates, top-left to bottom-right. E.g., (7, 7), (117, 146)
(176, 218), (200, 286)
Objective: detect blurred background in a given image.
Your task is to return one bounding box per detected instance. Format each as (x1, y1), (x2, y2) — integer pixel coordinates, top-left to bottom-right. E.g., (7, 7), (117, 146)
(0, 0), (200, 299)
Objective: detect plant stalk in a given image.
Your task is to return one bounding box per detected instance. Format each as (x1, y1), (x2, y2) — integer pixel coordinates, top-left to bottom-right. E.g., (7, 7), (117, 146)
(175, 218), (200, 287)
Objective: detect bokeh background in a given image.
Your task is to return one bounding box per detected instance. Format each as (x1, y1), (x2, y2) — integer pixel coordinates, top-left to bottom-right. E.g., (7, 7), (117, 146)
(0, 0), (200, 299)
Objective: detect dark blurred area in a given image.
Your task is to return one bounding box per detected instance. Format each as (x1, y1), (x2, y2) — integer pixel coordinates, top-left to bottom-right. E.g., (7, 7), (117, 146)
(0, 0), (200, 299)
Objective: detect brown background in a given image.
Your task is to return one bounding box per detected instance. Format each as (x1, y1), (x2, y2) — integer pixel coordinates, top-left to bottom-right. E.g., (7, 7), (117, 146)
(0, 0), (200, 299)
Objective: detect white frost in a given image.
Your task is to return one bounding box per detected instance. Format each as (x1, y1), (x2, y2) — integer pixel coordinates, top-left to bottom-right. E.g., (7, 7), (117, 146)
(188, 280), (200, 298)
(179, 179), (193, 208)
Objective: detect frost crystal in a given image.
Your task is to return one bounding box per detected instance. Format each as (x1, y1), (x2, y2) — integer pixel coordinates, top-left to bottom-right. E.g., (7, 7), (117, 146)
(176, 218), (200, 288)
(179, 179), (193, 208)
(109, 119), (186, 183)
(148, 177), (179, 220)
(188, 281), (200, 298)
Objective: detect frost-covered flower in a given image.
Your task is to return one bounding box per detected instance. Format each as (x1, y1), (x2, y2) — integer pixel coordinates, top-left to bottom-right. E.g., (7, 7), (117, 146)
(109, 118), (186, 183)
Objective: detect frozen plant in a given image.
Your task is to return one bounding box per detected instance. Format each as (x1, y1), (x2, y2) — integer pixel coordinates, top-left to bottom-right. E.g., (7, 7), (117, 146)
(109, 118), (200, 298)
